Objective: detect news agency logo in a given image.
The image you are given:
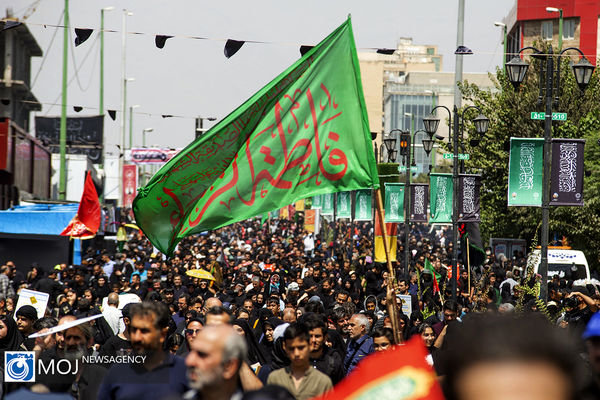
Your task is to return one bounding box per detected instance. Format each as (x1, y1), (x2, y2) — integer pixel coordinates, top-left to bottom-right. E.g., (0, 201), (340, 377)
(5, 352), (35, 382)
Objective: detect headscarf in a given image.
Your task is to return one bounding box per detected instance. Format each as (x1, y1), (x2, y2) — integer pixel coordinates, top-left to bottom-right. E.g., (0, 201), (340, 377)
(233, 319), (268, 366)
(0, 316), (24, 364)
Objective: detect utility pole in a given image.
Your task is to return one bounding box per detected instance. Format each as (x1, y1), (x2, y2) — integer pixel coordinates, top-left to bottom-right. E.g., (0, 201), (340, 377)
(119, 10), (132, 206)
(99, 7), (114, 115)
(129, 104), (139, 149)
(454, 0), (465, 108)
(58, 0), (69, 200)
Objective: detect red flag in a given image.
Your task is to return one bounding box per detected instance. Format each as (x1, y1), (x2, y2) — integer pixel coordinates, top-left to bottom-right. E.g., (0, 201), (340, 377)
(61, 171), (101, 238)
(313, 336), (444, 400)
(432, 273), (441, 294)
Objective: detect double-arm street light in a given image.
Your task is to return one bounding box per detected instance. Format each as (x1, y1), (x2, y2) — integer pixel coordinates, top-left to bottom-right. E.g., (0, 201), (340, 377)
(423, 105), (489, 301)
(382, 129), (436, 277)
(505, 45), (594, 301)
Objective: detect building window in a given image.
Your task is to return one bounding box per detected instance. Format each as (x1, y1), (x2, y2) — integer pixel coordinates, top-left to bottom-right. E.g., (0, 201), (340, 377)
(563, 19), (576, 40)
(384, 93), (434, 173)
(542, 21), (553, 41)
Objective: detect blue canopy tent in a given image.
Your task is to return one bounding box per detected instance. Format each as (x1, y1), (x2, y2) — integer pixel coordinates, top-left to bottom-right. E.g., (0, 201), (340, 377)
(0, 203), (82, 272)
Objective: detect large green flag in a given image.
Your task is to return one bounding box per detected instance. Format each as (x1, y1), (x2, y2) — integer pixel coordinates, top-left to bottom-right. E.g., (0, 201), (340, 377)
(508, 137), (543, 207)
(430, 173), (452, 223)
(133, 18), (379, 255)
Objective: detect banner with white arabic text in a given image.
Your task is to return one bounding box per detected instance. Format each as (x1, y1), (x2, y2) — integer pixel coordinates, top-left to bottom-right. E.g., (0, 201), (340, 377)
(458, 174), (481, 222)
(312, 194), (323, 209)
(321, 193), (334, 215)
(384, 183), (404, 223)
(508, 138), (543, 207)
(410, 184), (428, 223)
(354, 190), (372, 221)
(336, 192), (352, 219)
(550, 138), (585, 206)
(429, 173), (452, 223)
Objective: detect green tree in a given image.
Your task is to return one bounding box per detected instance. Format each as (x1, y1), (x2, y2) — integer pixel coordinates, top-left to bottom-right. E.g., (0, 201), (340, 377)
(458, 45), (600, 270)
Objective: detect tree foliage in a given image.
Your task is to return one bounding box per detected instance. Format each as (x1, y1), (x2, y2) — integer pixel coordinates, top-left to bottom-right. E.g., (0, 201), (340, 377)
(458, 45), (600, 270)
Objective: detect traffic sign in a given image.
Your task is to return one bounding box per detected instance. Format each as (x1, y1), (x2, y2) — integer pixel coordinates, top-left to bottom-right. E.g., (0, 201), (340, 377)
(443, 153), (470, 160)
(397, 166), (419, 173)
(530, 112), (567, 121)
(530, 112), (545, 120)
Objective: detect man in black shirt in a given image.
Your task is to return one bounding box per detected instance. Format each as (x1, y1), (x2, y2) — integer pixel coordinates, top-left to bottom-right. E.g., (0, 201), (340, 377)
(34, 267), (63, 304)
(99, 303), (133, 367)
(305, 315), (344, 385)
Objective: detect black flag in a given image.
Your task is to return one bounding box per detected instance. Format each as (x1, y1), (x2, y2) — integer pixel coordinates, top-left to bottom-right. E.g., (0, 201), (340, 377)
(224, 39), (245, 58)
(459, 222), (485, 267)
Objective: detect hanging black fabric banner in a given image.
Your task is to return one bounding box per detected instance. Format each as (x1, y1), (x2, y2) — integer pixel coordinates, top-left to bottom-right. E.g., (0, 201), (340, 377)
(410, 184), (428, 222)
(550, 138), (585, 206)
(457, 174), (481, 223)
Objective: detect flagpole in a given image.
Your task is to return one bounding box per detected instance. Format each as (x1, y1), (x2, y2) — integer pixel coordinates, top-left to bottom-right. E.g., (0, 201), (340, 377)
(467, 236), (471, 295)
(375, 188), (402, 344)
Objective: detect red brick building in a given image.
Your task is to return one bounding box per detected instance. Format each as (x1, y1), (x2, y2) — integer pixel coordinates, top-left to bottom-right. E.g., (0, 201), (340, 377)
(505, 0), (600, 65)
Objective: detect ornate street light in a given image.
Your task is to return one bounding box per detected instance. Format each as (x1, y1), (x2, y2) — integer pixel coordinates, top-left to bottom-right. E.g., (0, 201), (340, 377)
(504, 44), (595, 302)
(506, 56), (530, 88)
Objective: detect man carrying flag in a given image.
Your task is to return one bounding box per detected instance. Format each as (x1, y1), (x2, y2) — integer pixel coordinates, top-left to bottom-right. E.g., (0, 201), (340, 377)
(133, 17), (379, 256)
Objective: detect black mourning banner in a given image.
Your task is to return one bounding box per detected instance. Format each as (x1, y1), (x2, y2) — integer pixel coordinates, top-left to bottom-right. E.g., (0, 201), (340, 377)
(458, 174), (481, 223)
(35, 116), (104, 164)
(550, 138), (585, 206)
(410, 184), (428, 222)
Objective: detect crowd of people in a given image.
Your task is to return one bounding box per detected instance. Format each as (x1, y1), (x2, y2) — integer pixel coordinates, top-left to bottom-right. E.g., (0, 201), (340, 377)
(0, 216), (599, 400)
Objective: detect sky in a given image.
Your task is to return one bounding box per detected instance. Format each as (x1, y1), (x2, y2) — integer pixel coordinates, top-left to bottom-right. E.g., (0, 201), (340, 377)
(2, 0), (515, 154)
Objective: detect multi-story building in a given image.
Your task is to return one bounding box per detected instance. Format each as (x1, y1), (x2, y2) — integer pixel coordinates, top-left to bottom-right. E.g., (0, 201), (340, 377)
(359, 38), (442, 138)
(359, 38), (494, 174)
(504, 0), (600, 65)
(0, 14), (52, 208)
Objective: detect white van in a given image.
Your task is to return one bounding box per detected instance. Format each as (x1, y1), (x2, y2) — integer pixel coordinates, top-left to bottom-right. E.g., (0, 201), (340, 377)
(528, 249), (590, 281)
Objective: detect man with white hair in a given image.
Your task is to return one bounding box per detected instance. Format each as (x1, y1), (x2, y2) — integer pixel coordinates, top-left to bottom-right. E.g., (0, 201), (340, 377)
(185, 324), (247, 400)
(344, 313), (374, 375)
(103, 292), (121, 335)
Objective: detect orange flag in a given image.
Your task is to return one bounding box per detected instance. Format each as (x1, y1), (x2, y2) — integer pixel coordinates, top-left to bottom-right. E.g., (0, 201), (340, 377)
(61, 171), (101, 238)
(313, 336), (444, 400)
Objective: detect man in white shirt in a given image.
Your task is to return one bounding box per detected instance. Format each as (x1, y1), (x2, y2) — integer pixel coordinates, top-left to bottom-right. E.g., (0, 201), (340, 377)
(303, 231), (315, 256)
(102, 292), (122, 335)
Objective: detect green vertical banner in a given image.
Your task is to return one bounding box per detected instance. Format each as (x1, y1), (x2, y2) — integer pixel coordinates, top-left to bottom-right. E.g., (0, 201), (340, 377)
(508, 137), (543, 207)
(321, 193), (334, 215)
(312, 194), (323, 209)
(336, 191), (352, 219)
(384, 183), (404, 223)
(354, 189), (372, 221)
(430, 173), (452, 223)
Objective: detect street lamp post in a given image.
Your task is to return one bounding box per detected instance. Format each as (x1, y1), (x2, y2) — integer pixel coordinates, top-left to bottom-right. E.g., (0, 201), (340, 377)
(119, 9), (133, 206)
(385, 128), (435, 278)
(129, 104), (140, 149)
(494, 21), (508, 70)
(546, 7), (563, 51)
(195, 116), (217, 139)
(99, 6), (114, 115)
(142, 128), (154, 185)
(505, 46), (594, 301)
(423, 106), (489, 301)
